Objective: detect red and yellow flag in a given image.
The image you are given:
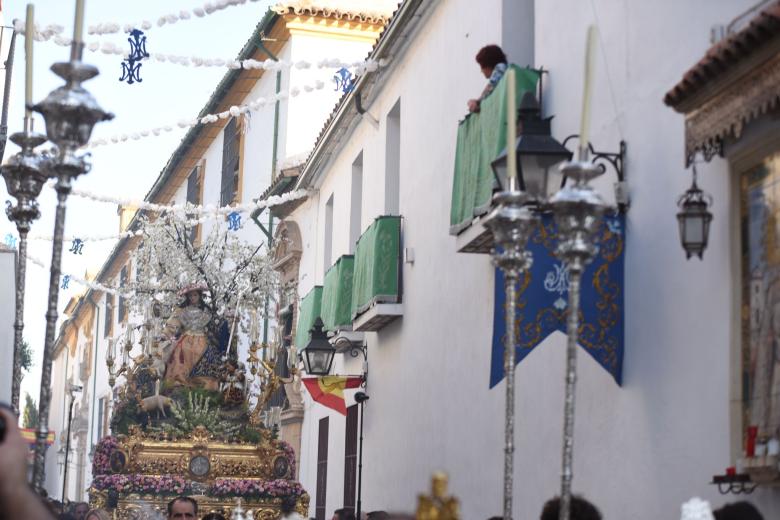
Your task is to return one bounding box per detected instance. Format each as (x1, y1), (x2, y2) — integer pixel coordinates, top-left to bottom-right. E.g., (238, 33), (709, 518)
(20, 429), (55, 445)
(302, 376), (363, 415)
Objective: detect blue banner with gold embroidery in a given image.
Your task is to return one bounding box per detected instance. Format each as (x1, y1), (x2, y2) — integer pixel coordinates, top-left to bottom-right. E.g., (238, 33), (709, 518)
(490, 214), (625, 387)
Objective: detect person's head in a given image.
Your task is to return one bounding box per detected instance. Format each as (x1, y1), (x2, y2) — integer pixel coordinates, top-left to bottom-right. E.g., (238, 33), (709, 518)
(713, 501), (764, 520)
(71, 501), (90, 520)
(540, 496), (601, 520)
(367, 512), (389, 520)
(167, 496), (198, 520)
(200, 514), (226, 520)
(281, 496), (298, 514)
(475, 45), (507, 78)
(187, 290), (201, 306)
(85, 510), (111, 520)
(332, 509), (356, 520)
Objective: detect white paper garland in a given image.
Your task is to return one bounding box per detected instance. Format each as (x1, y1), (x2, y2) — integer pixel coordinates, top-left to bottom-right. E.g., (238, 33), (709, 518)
(26, 253), (135, 298)
(13, 20), (385, 76)
(87, 79), (328, 148)
(64, 186), (309, 216)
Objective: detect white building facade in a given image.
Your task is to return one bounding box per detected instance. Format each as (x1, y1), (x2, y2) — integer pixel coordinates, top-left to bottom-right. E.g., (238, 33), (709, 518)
(279, 0), (780, 519)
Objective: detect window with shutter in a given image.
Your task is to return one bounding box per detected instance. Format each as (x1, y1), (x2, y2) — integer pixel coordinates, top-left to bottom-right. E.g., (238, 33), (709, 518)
(117, 266), (128, 321)
(316, 417), (329, 520)
(104, 294), (114, 338)
(186, 166), (201, 243)
(221, 118), (241, 207)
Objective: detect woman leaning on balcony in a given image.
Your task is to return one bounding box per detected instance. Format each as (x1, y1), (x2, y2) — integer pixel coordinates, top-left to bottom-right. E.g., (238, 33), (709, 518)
(467, 44), (508, 113)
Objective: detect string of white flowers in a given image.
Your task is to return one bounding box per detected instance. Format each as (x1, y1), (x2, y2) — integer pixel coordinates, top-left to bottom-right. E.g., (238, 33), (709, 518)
(87, 79), (327, 148)
(66, 187), (310, 216)
(12, 20), (385, 76)
(25, 253), (136, 298)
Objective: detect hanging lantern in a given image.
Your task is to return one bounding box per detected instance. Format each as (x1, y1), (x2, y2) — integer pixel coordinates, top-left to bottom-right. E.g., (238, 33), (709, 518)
(491, 92), (572, 203)
(301, 318), (336, 376)
(676, 166), (713, 260)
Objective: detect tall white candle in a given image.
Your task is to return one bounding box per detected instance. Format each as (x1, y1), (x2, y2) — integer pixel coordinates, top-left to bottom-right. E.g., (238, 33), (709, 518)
(73, 0), (85, 44)
(506, 68), (517, 191)
(578, 25), (597, 160)
(24, 4), (33, 123)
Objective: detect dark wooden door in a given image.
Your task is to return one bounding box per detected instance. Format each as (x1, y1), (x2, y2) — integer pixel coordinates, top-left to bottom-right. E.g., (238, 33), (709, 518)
(343, 404), (358, 515)
(316, 417), (329, 520)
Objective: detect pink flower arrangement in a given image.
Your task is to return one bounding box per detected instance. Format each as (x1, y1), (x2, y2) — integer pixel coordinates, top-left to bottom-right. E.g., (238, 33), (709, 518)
(91, 436), (120, 475)
(209, 478), (304, 498)
(91, 474), (191, 495)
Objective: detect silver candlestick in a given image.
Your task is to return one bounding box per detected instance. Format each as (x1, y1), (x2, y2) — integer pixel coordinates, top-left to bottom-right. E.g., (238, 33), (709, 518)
(1, 128), (48, 414)
(30, 43), (113, 492)
(484, 190), (536, 520)
(550, 157), (604, 520)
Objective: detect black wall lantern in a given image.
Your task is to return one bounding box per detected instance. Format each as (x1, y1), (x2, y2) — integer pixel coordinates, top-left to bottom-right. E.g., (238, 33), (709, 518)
(301, 317), (336, 376)
(677, 164), (713, 260)
(491, 91), (573, 204)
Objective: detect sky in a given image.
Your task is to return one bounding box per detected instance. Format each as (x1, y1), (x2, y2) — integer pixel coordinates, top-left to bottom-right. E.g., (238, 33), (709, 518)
(0, 0), (273, 408)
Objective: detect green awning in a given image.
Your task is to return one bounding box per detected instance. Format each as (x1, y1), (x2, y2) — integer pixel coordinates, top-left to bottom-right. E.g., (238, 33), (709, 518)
(321, 255), (355, 332)
(295, 286), (323, 350)
(351, 216), (401, 319)
(449, 65), (540, 235)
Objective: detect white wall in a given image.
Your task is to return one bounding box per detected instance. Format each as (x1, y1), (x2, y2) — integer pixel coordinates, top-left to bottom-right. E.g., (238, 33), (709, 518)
(291, 0), (780, 518)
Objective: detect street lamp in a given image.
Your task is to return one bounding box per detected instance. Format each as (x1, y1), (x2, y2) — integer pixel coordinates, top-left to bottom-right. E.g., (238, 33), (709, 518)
(30, 1), (114, 491)
(491, 91), (572, 205)
(301, 318), (336, 376)
(676, 164), (712, 260)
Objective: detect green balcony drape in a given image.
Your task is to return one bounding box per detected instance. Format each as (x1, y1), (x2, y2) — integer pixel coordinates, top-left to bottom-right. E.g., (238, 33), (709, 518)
(449, 65), (539, 234)
(294, 286), (323, 350)
(321, 255), (355, 331)
(351, 216), (401, 319)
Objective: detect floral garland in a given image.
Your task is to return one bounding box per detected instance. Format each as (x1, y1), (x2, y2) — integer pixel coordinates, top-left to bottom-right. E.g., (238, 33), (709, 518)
(208, 478), (304, 498)
(91, 474), (191, 495)
(92, 436), (120, 475)
(276, 439), (297, 477)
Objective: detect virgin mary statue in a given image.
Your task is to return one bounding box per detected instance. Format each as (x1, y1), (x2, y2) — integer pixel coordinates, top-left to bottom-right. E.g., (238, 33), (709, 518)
(162, 283), (222, 389)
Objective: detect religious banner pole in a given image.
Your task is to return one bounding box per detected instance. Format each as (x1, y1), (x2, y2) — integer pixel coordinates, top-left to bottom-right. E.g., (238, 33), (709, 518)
(483, 68), (537, 520)
(550, 26), (605, 520)
(31, 0), (113, 491)
(1, 5), (49, 416)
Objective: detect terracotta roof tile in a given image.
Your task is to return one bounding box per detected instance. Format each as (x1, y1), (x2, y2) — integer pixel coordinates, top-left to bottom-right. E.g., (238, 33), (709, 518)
(664, 1), (780, 108)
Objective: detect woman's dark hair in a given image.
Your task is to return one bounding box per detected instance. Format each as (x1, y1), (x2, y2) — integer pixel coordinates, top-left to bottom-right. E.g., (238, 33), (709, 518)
(201, 514), (226, 520)
(475, 45), (507, 69)
(280, 496), (298, 514)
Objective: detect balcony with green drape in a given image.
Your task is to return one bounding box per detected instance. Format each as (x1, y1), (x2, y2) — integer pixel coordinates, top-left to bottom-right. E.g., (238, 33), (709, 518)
(449, 65), (539, 235)
(351, 216), (402, 322)
(321, 255), (354, 332)
(294, 285), (323, 350)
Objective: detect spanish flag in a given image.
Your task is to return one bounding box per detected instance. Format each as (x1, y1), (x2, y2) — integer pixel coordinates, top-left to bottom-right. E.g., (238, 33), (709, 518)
(302, 376), (363, 415)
